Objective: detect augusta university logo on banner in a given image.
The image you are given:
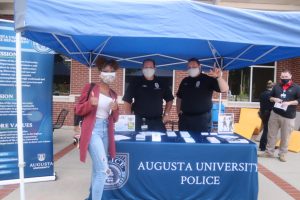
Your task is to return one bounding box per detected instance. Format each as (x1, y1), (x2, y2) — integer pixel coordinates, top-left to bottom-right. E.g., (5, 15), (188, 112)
(29, 153), (53, 170)
(37, 153), (46, 161)
(104, 153), (129, 190)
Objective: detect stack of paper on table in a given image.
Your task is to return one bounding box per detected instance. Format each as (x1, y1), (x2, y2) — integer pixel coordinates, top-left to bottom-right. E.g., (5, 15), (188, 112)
(227, 138), (249, 143)
(179, 131), (195, 143)
(180, 131), (191, 138)
(207, 137), (221, 143)
(183, 137), (195, 143)
(139, 131), (165, 136)
(136, 134), (146, 141)
(166, 131), (177, 137)
(152, 133), (161, 142)
(115, 135), (131, 141)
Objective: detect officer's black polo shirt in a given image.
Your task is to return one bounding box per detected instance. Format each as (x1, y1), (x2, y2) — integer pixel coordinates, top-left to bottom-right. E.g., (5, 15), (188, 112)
(270, 83), (300, 119)
(177, 73), (220, 115)
(123, 76), (174, 118)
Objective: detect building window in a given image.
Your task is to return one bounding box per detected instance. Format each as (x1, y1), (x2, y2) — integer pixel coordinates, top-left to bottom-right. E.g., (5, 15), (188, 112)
(228, 62), (275, 102)
(53, 54), (71, 96)
(124, 68), (173, 93)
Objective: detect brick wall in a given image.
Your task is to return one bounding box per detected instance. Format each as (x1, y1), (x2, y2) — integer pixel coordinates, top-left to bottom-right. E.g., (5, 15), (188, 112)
(70, 60), (124, 96)
(225, 107), (242, 123)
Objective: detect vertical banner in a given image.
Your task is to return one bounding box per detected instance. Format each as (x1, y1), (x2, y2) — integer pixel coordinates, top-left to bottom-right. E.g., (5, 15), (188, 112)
(0, 20), (55, 184)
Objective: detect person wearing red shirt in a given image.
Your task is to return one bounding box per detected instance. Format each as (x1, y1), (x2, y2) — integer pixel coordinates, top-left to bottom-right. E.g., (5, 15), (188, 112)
(259, 69), (300, 162)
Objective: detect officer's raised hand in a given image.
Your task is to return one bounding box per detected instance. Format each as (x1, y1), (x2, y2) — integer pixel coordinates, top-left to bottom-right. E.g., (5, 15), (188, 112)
(207, 67), (221, 79)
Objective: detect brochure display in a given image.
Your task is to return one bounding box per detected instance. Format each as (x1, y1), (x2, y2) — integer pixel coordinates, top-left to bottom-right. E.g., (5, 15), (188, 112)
(218, 113), (234, 134)
(115, 115), (135, 132)
(0, 20), (55, 185)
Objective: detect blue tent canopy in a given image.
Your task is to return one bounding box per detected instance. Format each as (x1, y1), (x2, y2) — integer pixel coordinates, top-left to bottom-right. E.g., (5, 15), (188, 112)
(14, 0), (300, 70)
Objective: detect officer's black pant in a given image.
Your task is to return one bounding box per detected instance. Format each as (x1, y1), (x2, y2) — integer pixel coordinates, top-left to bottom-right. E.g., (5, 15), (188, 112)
(179, 112), (211, 132)
(259, 111), (271, 151)
(135, 116), (166, 132)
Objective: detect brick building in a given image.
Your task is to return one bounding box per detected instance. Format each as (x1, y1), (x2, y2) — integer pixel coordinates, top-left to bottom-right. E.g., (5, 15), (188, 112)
(1, 0), (300, 129)
(54, 58), (299, 129)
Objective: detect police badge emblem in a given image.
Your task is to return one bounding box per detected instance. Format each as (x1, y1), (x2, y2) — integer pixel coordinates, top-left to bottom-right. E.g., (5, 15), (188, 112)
(104, 153), (129, 190)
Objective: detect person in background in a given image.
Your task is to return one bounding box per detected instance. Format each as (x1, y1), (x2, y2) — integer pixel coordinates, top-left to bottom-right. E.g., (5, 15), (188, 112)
(176, 58), (229, 132)
(258, 80), (274, 151)
(259, 69), (300, 162)
(75, 57), (119, 200)
(123, 59), (174, 131)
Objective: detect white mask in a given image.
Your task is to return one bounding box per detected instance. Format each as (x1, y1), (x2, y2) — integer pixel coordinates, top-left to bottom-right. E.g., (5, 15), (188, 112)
(100, 72), (116, 84)
(188, 68), (200, 77)
(142, 68), (155, 78)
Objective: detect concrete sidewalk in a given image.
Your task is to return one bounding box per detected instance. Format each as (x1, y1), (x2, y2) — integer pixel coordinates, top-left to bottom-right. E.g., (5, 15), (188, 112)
(1, 127), (300, 200)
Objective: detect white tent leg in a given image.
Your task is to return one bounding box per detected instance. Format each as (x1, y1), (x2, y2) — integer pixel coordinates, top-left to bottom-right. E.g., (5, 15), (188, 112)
(218, 59), (224, 118)
(16, 32), (26, 200)
(89, 62), (92, 83)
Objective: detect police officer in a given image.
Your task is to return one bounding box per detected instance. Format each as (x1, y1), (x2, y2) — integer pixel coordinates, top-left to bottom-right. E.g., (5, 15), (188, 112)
(258, 80), (274, 151)
(176, 58), (229, 132)
(123, 59), (174, 131)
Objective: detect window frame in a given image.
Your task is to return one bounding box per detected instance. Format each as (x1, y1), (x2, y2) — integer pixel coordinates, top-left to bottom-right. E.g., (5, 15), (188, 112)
(228, 62), (276, 103)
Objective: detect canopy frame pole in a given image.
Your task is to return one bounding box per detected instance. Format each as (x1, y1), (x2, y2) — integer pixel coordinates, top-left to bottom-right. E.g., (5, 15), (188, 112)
(52, 34), (90, 65)
(91, 36), (112, 66)
(89, 53), (92, 83)
(208, 41), (222, 68)
(157, 61), (187, 68)
(223, 57), (254, 62)
(223, 45), (254, 68)
(218, 58), (224, 116)
(91, 53), (143, 64)
(16, 31), (26, 200)
(254, 46), (278, 62)
(89, 37), (113, 83)
(222, 46), (278, 67)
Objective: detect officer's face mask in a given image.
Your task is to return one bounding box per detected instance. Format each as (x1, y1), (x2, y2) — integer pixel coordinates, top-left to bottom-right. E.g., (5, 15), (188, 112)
(281, 79), (290, 85)
(142, 68), (155, 78)
(188, 67), (200, 78)
(100, 72), (116, 84)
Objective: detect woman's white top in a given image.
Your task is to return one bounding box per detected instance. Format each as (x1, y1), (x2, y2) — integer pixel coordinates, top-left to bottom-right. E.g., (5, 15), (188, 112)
(96, 93), (113, 119)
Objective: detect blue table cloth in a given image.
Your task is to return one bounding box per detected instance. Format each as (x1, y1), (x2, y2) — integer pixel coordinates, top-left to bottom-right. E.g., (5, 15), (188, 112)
(103, 132), (258, 200)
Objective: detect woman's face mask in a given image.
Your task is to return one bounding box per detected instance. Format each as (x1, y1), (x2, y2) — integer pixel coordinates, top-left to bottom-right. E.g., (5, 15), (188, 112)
(100, 72), (116, 84)
(142, 68), (155, 78)
(188, 67), (200, 77)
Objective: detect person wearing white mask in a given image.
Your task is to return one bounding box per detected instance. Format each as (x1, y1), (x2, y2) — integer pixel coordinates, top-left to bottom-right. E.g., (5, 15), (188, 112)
(176, 58), (228, 132)
(75, 57), (119, 200)
(123, 59), (174, 131)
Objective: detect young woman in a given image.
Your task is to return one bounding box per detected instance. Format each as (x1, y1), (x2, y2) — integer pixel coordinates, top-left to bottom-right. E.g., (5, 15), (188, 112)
(75, 57), (119, 200)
